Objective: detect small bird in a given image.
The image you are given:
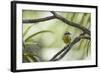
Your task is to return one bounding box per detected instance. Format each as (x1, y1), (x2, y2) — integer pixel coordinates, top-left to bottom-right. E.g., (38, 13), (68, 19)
(63, 32), (71, 44)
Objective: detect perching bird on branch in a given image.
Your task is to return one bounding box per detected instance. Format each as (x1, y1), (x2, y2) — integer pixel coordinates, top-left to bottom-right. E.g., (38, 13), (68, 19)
(63, 32), (71, 44)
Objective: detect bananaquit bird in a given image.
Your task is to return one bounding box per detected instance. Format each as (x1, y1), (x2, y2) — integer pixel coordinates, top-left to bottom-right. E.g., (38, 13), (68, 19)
(63, 32), (71, 44)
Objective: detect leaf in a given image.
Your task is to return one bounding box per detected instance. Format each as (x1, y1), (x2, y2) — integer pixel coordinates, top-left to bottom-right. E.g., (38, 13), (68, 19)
(23, 25), (34, 37)
(23, 53), (40, 62)
(25, 30), (54, 42)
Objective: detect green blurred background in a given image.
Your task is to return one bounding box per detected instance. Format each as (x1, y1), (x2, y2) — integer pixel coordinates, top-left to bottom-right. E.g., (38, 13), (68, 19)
(22, 10), (91, 63)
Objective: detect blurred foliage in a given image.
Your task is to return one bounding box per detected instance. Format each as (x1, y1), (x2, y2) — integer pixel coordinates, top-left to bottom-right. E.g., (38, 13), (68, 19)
(22, 10), (91, 62)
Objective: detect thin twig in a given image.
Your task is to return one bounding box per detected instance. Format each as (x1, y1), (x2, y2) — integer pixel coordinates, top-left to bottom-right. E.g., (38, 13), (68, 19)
(50, 44), (69, 61)
(23, 16), (56, 23)
(81, 36), (91, 40)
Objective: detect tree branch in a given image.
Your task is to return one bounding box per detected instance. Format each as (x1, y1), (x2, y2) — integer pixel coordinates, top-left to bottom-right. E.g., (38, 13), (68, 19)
(23, 11), (90, 36)
(23, 16), (56, 23)
(81, 36), (91, 40)
(50, 36), (90, 61)
(51, 11), (90, 35)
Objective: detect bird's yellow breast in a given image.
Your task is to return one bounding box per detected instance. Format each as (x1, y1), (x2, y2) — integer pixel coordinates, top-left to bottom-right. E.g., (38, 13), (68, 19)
(63, 36), (71, 44)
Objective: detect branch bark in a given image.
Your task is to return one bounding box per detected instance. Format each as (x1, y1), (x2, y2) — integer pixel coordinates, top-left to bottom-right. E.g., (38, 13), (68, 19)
(23, 16), (56, 23)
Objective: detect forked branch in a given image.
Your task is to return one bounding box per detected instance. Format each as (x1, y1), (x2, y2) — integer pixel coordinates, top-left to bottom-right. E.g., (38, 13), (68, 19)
(49, 36), (90, 61)
(51, 11), (90, 35)
(23, 11), (90, 35)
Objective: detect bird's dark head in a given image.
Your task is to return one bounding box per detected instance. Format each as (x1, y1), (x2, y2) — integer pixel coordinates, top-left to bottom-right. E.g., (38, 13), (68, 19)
(64, 32), (71, 35)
